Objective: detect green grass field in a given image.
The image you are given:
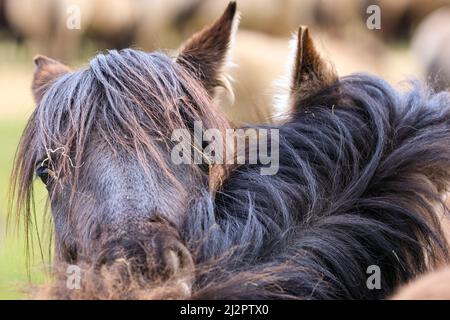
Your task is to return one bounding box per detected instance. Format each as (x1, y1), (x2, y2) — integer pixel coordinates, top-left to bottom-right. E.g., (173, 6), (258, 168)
(0, 119), (52, 299)
(0, 40), (108, 299)
(0, 41), (50, 299)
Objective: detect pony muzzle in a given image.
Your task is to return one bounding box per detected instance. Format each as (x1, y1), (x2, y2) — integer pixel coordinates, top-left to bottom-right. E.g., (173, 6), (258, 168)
(91, 232), (195, 296)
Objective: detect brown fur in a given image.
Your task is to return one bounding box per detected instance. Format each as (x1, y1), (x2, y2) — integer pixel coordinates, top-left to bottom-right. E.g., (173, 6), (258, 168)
(177, 1), (237, 96)
(290, 26), (338, 108)
(32, 55), (71, 103)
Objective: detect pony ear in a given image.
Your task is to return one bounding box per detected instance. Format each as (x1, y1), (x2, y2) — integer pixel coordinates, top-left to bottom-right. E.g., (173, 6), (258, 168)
(288, 26), (338, 108)
(176, 1), (239, 96)
(32, 55), (71, 104)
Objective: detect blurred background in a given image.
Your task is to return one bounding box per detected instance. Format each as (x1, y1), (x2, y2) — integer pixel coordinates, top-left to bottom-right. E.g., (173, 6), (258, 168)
(0, 0), (449, 299)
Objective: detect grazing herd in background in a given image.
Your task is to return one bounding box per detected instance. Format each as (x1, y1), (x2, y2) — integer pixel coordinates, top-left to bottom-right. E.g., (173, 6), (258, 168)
(412, 6), (450, 93)
(2, 0), (450, 52)
(0, 0), (449, 125)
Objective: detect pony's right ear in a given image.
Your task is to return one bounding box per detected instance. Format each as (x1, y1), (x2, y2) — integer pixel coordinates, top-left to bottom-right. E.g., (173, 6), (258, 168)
(32, 55), (71, 104)
(286, 26), (338, 111)
(176, 2), (239, 96)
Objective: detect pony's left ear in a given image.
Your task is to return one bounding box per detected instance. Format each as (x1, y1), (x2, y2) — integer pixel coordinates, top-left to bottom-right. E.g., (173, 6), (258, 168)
(32, 55), (71, 104)
(176, 1), (239, 96)
(287, 26), (338, 110)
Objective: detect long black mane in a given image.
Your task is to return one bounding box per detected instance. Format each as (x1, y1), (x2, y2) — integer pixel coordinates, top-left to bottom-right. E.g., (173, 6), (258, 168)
(184, 74), (450, 299)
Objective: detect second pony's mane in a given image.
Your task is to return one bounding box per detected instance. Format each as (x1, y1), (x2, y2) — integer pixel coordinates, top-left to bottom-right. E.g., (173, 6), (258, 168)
(184, 74), (450, 299)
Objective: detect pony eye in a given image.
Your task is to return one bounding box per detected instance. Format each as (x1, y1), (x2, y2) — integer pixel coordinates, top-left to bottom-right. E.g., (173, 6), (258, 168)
(36, 163), (49, 185)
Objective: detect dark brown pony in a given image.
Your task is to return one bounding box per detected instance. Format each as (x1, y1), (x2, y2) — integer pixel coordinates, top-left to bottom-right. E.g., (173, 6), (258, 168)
(10, 2), (450, 299)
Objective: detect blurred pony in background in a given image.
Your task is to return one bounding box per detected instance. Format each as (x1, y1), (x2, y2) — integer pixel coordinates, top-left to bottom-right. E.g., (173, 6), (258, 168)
(412, 6), (450, 92)
(4, 0), (199, 60)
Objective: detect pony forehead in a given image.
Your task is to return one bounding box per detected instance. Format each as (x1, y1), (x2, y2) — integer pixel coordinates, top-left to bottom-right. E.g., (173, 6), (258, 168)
(37, 49), (207, 116)
(32, 47), (222, 153)
(42, 50), (188, 99)
(89, 49), (179, 80)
